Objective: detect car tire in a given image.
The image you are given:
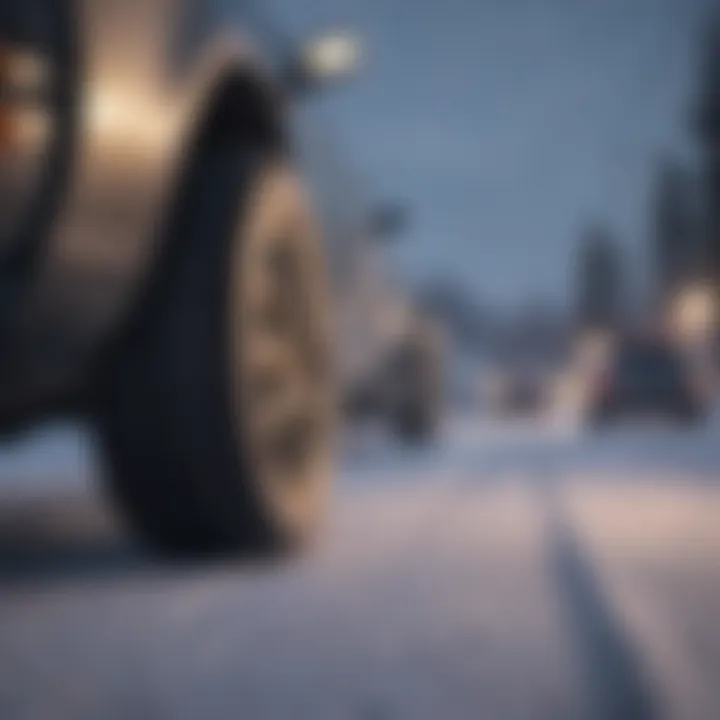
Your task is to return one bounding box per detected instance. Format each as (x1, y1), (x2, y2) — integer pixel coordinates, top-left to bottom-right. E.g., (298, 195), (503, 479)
(587, 403), (616, 429)
(96, 142), (335, 558)
(676, 399), (706, 426)
(389, 323), (442, 444)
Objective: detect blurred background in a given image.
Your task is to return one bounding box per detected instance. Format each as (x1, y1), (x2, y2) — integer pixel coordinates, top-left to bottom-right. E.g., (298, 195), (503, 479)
(2, 0), (720, 718)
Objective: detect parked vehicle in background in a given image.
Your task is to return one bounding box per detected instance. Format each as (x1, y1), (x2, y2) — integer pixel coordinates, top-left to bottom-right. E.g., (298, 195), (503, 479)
(586, 333), (706, 426)
(0, 0), (430, 558)
(485, 364), (548, 418)
(338, 208), (445, 444)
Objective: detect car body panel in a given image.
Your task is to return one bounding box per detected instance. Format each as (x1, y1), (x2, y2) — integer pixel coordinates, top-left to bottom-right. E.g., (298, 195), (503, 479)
(0, 1), (286, 416)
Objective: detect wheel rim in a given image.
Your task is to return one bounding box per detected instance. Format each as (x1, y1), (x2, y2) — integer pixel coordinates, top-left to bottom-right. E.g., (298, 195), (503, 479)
(233, 168), (335, 532)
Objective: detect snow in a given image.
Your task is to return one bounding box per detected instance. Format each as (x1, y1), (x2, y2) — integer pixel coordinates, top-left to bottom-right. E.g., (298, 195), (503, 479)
(0, 412), (719, 718)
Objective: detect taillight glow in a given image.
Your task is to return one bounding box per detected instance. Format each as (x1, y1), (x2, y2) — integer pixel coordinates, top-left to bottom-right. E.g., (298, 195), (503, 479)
(0, 49), (13, 149)
(0, 44), (52, 152)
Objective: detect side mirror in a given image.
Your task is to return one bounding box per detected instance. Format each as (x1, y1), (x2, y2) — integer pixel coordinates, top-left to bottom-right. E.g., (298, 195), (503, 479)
(369, 203), (409, 242)
(290, 31), (362, 92)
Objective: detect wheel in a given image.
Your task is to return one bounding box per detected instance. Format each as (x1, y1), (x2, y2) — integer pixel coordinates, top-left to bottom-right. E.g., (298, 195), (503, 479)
(587, 402), (616, 429)
(343, 381), (380, 422)
(675, 398), (706, 426)
(96, 142), (335, 558)
(389, 320), (443, 444)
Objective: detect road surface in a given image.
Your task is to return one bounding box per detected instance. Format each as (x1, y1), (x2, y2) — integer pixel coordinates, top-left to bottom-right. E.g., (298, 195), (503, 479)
(0, 413), (719, 719)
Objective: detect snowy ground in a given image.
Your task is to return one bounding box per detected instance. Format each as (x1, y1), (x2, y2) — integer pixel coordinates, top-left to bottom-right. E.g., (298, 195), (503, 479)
(0, 410), (720, 719)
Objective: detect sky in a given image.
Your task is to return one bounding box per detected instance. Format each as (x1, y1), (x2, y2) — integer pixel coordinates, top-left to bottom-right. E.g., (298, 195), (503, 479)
(268, 0), (713, 309)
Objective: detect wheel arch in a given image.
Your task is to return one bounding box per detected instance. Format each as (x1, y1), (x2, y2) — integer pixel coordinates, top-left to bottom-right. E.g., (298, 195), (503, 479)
(177, 58), (289, 158)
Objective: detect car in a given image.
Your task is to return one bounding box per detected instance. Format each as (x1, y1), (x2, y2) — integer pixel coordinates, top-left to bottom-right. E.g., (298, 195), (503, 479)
(343, 293), (444, 443)
(486, 366), (547, 417)
(335, 212), (444, 443)
(0, 0), (433, 558)
(586, 334), (706, 426)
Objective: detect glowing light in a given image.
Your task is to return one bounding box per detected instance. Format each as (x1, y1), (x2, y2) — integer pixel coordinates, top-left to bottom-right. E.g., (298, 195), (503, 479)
(87, 85), (174, 157)
(301, 32), (362, 82)
(670, 283), (716, 340)
(0, 46), (52, 152)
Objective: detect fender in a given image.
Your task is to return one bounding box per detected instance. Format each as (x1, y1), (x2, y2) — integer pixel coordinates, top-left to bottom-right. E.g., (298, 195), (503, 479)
(2, 0), (287, 415)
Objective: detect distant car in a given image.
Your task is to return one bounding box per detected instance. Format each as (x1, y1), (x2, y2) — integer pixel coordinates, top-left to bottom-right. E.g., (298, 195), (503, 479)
(587, 335), (706, 426)
(343, 300), (444, 444)
(487, 368), (546, 417)
(332, 197), (444, 444)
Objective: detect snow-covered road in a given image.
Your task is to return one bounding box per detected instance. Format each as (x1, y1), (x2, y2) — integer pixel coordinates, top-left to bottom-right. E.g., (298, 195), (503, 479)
(1, 415), (719, 719)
